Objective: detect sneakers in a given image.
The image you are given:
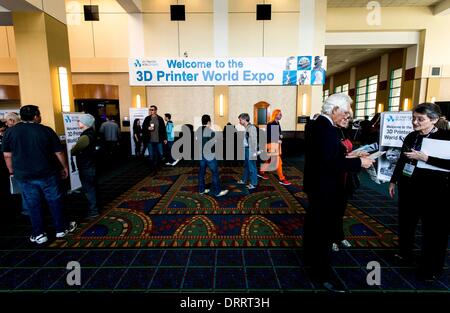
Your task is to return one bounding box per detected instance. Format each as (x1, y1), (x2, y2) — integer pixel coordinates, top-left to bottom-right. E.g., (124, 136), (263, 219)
(171, 159), (180, 166)
(216, 190), (229, 197)
(257, 172), (269, 180)
(247, 184), (256, 190)
(199, 189), (210, 195)
(30, 233), (48, 245)
(279, 179), (292, 186)
(236, 180), (245, 184)
(332, 243), (340, 252)
(340, 239), (352, 248)
(56, 221), (77, 238)
(165, 162), (172, 166)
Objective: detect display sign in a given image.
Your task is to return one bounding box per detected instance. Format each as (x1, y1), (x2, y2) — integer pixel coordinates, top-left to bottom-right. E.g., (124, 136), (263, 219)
(377, 111), (413, 182)
(62, 113), (84, 191)
(129, 56), (327, 86)
(129, 108), (150, 156)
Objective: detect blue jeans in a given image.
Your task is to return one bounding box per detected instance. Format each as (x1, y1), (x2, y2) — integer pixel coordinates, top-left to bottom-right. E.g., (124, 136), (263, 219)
(147, 142), (163, 168)
(198, 157), (222, 196)
(78, 167), (99, 216)
(164, 141), (175, 163)
(242, 147), (258, 186)
(16, 175), (67, 237)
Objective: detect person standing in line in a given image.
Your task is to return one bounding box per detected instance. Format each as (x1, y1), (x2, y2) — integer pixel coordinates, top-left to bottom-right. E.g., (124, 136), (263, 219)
(2, 105), (77, 244)
(71, 114), (100, 219)
(237, 113), (258, 190)
(1, 114), (28, 215)
(142, 105), (167, 174)
(332, 112), (369, 252)
(389, 103), (450, 281)
(258, 109), (291, 186)
(99, 115), (120, 158)
(132, 118), (143, 156)
(4, 112), (21, 127)
(303, 94), (374, 293)
(164, 113), (180, 166)
(196, 114), (228, 197)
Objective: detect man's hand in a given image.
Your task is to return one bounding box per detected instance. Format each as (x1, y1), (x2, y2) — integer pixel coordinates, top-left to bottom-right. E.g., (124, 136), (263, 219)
(61, 167), (69, 179)
(360, 157), (375, 169)
(164, 140), (168, 145)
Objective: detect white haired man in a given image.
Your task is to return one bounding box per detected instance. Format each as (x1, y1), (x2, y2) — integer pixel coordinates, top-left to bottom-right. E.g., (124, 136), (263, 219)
(303, 93), (374, 293)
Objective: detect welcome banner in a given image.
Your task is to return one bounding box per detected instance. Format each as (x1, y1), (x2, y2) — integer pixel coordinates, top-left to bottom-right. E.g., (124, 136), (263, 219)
(129, 56), (326, 86)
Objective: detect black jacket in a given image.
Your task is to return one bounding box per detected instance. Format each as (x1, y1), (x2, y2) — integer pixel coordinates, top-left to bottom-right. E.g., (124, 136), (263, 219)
(390, 128), (450, 186)
(303, 115), (362, 200)
(73, 128), (97, 169)
(142, 115), (167, 144)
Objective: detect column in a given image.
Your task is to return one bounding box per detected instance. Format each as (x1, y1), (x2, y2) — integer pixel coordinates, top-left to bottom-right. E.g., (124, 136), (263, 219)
(13, 11), (73, 134)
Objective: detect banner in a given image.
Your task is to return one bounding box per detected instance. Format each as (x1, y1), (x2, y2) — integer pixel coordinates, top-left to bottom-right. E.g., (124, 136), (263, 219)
(129, 56), (327, 86)
(62, 113), (84, 191)
(377, 111), (413, 182)
(129, 108), (149, 155)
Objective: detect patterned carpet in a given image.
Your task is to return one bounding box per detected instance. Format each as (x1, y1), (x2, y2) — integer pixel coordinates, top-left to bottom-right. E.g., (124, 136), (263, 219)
(50, 166), (397, 248)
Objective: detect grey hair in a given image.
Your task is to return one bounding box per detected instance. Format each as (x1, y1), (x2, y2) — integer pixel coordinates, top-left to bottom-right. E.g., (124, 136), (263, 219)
(4, 112), (20, 123)
(238, 113), (250, 122)
(321, 93), (353, 115)
(413, 102), (441, 120)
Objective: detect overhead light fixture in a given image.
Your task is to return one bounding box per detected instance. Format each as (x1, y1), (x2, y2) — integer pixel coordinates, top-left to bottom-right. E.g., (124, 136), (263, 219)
(58, 67), (71, 112)
(219, 94), (224, 117)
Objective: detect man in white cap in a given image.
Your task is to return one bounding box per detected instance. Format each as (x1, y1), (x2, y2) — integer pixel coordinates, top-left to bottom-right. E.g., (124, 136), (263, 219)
(71, 114), (100, 218)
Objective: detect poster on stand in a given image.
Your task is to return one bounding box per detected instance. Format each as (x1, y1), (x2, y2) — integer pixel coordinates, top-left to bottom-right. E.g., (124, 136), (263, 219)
(377, 111), (413, 182)
(129, 108), (150, 156)
(62, 113), (84, 191)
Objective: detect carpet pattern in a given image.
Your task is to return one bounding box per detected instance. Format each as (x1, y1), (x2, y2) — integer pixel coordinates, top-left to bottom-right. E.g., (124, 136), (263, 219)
(50, 166), (397, 248)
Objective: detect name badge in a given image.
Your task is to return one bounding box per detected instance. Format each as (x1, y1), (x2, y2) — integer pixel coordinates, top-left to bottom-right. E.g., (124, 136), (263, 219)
(403, 163), (415, 177)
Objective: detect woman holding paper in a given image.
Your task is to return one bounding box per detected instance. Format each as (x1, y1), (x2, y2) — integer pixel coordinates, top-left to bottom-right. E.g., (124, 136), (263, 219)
(389, 102), (450, 281)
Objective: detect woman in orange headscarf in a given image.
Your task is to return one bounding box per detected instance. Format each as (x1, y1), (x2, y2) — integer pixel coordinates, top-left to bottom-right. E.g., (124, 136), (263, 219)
(258, 109), (291, 185)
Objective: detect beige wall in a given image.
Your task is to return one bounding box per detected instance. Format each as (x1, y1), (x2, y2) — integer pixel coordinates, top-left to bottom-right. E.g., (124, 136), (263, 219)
(146, 86), (214, 129)
(229, 86), (297, 130)
(438, 78), (450, 101)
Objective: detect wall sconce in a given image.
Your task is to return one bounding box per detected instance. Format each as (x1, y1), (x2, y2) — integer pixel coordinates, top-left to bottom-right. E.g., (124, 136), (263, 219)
(403, 98), (409, 111)
(136, 94), (141, 108)
(431, 96), (436, 103)
(378, 103), (384, 112)
(219, 94), (224, 117)
(58, 67), (70, 112)
(302, 93), (307, 116)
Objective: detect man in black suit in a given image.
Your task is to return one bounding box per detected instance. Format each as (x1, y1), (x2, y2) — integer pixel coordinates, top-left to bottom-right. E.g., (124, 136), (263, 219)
(303, 93), (374, 293)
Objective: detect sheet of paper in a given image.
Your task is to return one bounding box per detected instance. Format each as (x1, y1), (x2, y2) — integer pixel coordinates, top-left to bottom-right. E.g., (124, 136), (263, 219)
(368, 151), (386, 160)
(417, 138), (450, 172)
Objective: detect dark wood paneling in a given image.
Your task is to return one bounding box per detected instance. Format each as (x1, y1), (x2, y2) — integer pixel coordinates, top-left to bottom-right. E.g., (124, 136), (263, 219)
(379, 81), (388, 90)
(73, 84), (119, 100)
(0, 85), (20, 100)
(404, 68), (416, 81)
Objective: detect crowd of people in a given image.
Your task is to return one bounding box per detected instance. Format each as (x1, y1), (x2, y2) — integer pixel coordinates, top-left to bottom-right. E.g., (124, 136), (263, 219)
(0, 96), (449, 291)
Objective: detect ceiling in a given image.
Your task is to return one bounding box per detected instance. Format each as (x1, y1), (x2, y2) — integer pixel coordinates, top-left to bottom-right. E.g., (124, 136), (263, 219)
(328, 0), (442, 7)
(325, 48), (394, 76)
